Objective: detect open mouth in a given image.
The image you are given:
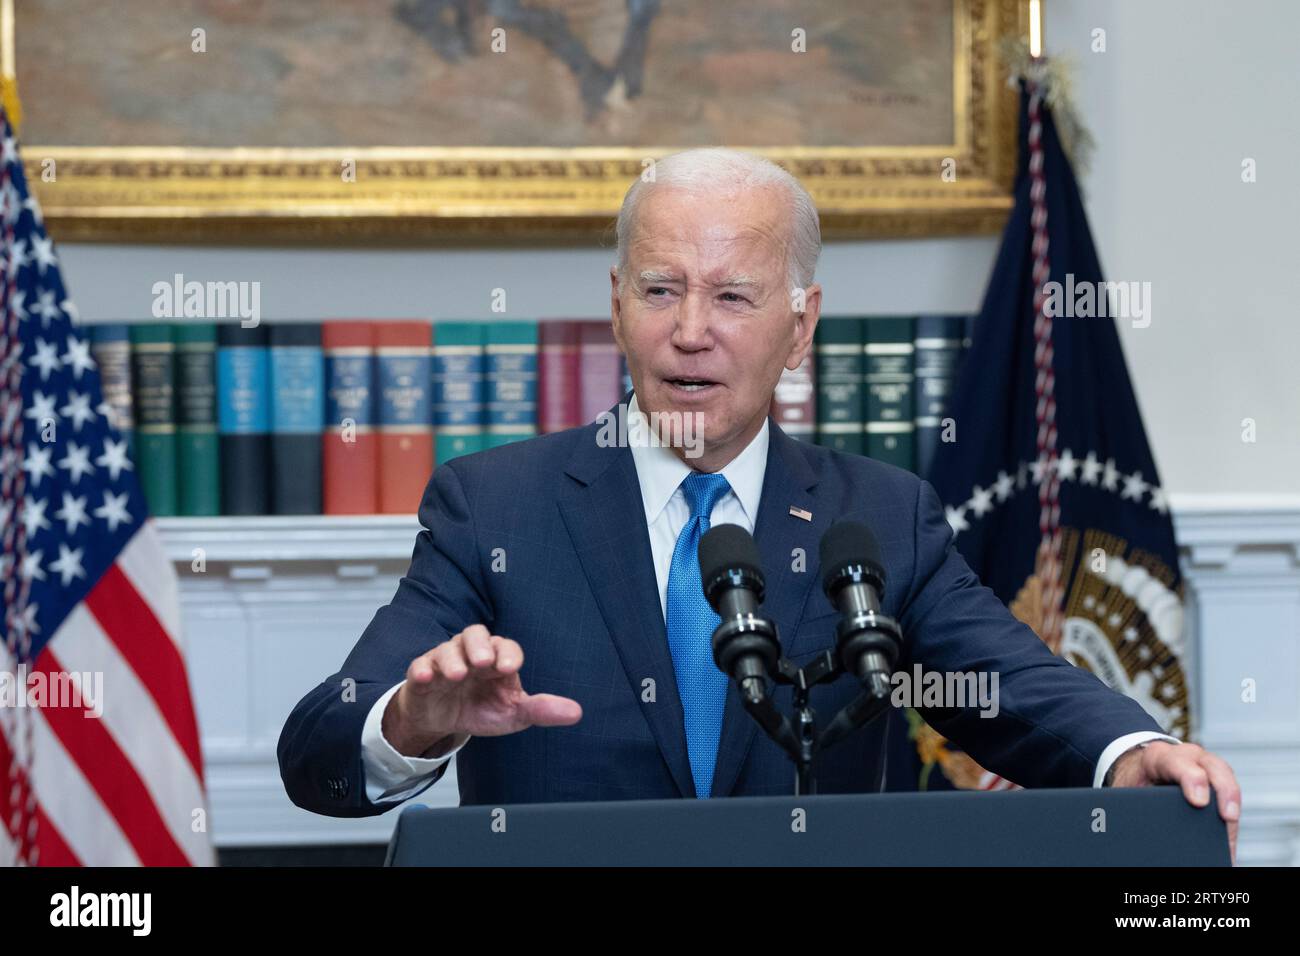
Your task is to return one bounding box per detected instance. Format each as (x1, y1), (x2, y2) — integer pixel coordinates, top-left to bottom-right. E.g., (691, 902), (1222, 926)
(665, 377), (719, 393)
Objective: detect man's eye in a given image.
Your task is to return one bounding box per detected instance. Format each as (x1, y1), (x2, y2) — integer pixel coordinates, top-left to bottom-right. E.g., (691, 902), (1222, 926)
(720, 292), (747, 303)
(646, 287), (670, 297)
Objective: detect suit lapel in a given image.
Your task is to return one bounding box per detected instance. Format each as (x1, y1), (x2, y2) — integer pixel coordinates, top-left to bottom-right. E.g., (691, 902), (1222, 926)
(556, 417), (696, 798)
(709, 421), (833, 797)
(556, 410), (834, 801)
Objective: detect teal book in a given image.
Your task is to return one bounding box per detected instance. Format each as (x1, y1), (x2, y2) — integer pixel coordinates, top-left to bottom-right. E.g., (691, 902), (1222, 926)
(175, 323), (220, 515)
(864, 316), (916, 470)
(432, 321), (486, 463)
(814, 317), (865, 455)
(130, 323), (179, 516)
(484, 321), (538, 449)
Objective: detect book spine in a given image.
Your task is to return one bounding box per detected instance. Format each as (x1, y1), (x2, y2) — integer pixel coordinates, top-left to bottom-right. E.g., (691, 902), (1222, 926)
(913, 315), (967, 480)
(771, 351), (816, 441)
(270, 323), (324, 515)
(814, 317), (865, 455)
(175, 323), (220, 516)
(89, 323), (135, 456)
(484, 321), (538, 449)
(578, 322), (623, 424)
(864, 316), (916, 470)
(375, 321), (433, 515)
(538, 321), (581, 433)
(432, 321), (486, 464)
(130, 323), (178, 516)
(323, 322), (378, 514)
(217, 323), (272, 516)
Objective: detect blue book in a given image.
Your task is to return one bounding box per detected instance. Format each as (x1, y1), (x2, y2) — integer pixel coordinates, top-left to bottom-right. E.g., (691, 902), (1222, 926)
(270, 323), (324, 514)
(217, 324), (271, 515)
(88, 323), (135, 456)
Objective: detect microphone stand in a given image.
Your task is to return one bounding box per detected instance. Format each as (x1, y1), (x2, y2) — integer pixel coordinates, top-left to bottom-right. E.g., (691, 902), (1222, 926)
(720, 617), (901, 795)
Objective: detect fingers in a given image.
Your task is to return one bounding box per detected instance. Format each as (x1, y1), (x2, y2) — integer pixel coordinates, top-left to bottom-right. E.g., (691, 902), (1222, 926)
(405, 626), (524, 695)
(1168, 750), (1213, 808)
(1151, 744), (1242, 862)
(461, 625), (496, 669)
(519, 692), (584, 727)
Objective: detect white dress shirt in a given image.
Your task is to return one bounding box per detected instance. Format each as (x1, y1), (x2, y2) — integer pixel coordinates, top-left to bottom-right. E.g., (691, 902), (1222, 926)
(359, 393), (1177, 802)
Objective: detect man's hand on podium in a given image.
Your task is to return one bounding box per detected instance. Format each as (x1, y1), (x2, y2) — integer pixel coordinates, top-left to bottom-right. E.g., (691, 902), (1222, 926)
(1109, 740), (1241, 863)
(382, 624), (584, 760)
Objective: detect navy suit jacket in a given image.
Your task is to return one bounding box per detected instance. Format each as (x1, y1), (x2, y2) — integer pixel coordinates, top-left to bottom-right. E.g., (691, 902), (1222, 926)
(278, 409), (1163, 816)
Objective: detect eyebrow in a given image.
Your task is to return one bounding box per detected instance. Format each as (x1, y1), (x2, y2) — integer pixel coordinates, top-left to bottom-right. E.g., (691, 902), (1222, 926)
(637, 270), (763, 289)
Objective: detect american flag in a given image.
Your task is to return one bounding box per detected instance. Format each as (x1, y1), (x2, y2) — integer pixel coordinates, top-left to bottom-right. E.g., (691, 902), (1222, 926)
(0, 107), (213, 865)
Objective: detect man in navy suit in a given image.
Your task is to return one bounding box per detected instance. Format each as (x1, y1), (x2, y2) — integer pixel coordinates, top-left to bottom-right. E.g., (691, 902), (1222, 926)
(278, 148), (1239, 856)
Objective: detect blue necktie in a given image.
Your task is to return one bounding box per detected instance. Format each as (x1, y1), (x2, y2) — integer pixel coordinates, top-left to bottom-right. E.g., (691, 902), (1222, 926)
(665, 471), (733, 798)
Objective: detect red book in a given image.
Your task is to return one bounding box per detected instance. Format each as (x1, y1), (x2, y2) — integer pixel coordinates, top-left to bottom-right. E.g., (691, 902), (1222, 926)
(323, 322), (379, 514)
(578, 322), (624, 424)
(374, 321), (434, 515)
(538, 321), (582, 433)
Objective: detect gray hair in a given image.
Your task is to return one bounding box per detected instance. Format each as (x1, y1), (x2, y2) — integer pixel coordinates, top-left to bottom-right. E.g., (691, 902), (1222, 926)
(614, 147), (821, 297)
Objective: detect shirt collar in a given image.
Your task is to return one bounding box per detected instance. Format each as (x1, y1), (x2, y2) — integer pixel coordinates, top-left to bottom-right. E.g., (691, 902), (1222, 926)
(627, 392), (769, 528)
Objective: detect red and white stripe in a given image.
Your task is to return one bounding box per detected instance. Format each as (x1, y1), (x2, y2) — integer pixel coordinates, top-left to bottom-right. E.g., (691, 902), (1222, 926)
(1, 524), (214, 866)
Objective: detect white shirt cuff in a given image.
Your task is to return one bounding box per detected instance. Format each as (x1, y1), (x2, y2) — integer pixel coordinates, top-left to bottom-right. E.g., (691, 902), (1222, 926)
(1093, 731), (1182, 788)
(361, 681), (470, 803)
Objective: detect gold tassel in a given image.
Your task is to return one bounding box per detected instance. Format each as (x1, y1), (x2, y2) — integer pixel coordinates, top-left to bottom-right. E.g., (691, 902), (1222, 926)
(0, 74), (22, 133)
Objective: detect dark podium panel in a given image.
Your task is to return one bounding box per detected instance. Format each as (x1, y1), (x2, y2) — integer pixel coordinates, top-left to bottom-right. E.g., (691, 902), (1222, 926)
(386, 786), (1230, 866)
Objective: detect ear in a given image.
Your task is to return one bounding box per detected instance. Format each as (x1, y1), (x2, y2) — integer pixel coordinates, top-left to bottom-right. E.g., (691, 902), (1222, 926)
(609, 267), (626, 352)
(785, 282), (821, 370)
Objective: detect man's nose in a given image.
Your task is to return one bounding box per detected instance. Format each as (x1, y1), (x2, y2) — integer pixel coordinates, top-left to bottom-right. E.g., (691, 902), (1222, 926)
(670, 290), (713, 350)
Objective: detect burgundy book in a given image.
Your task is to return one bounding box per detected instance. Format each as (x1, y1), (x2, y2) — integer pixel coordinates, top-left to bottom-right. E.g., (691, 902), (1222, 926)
(538, 320), (582, 433)
(578, 322), (624, 424)
(771, 351), (816, 441)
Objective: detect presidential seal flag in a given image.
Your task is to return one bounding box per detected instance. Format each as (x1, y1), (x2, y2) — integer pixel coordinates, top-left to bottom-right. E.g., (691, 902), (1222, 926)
(0, 104), (214, 866)
(908, 60), (1188, 792)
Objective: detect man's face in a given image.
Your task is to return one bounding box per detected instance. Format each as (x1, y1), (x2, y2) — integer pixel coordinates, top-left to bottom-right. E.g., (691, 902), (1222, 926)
(610, 184), (821, 469)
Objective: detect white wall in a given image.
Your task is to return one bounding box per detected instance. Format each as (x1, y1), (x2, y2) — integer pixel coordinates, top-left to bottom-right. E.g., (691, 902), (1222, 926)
(1044, 0), (1300, 497)
(56, 0), (1298, 499)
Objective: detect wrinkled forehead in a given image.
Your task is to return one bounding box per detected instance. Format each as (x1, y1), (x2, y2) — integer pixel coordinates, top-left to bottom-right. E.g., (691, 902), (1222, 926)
(627, 185), (791, 279)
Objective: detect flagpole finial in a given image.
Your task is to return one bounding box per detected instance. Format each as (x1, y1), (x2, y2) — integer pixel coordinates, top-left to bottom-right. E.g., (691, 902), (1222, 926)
(1000, 37), (1095, 179)
(0, 74), (21, 133)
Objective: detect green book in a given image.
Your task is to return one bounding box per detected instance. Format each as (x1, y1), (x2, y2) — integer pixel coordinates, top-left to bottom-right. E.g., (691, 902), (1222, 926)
(864, 316), (916, 470)
(130, 323), (179, 516)
(175, 323), (221, 516)
(814, 317), (865, 455)
(484, 321), (538, 449)
(432, 321), (487, 464)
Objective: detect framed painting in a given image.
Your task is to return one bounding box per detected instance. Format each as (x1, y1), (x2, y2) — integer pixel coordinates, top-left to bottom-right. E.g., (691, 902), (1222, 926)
(3, 0), (1028, 242)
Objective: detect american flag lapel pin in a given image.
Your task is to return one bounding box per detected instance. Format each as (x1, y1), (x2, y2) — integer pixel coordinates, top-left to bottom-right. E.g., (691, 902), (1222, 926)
(789, 506), (813, 522)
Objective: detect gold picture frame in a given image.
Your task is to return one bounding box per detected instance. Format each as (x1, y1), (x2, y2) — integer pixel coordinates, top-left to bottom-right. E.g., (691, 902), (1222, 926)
(3, 0), (1027, 244)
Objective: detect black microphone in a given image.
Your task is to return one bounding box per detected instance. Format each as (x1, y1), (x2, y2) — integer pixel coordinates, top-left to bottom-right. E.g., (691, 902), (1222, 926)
(819, 521), (903, 698)
(699, 524), (780, 704)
